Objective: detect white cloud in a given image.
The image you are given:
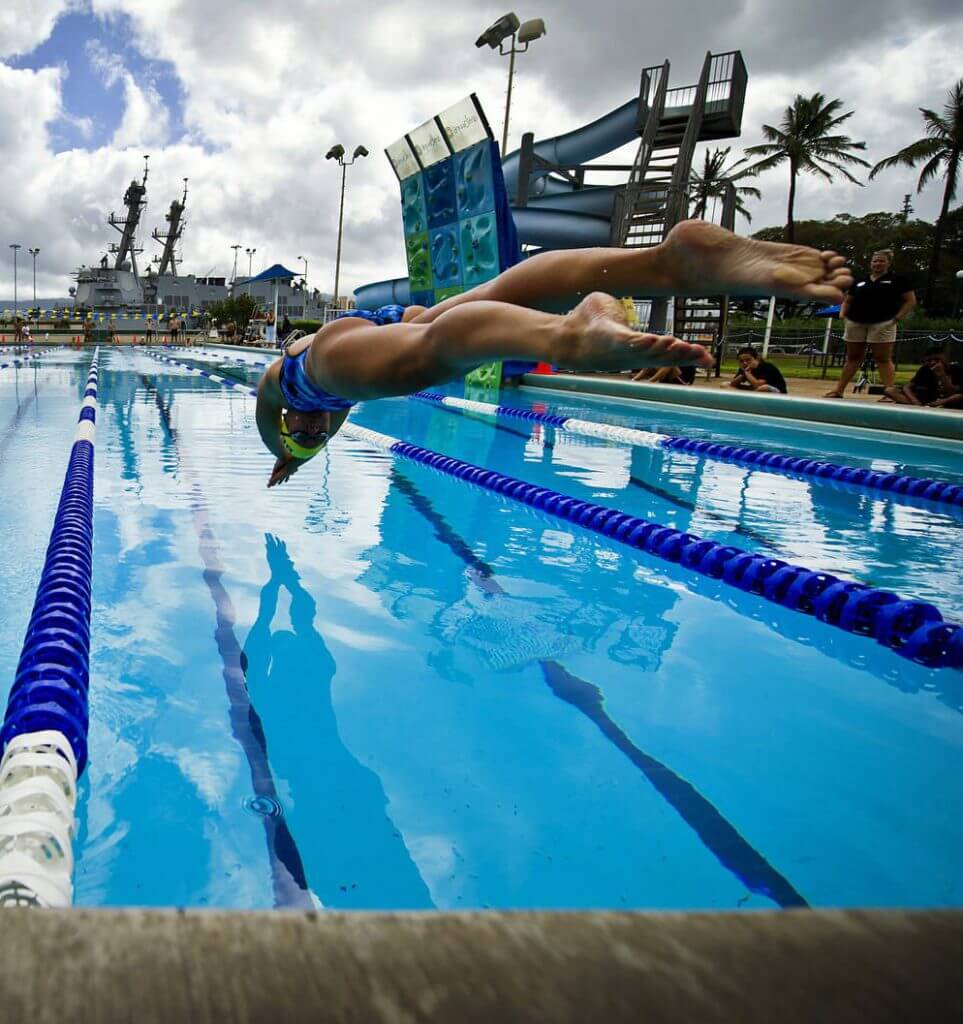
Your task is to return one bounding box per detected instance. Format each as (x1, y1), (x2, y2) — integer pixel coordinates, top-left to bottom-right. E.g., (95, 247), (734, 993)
(86, 39), (169, 147)
(0, 0), (75, 59)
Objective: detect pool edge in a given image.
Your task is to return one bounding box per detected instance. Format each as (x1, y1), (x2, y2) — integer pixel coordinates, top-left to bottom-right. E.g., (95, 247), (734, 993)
(0, 907), (956, 1021)
(521, 373), (963, 443)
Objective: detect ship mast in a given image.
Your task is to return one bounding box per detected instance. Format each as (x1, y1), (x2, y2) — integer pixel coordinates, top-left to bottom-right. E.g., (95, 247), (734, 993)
(153, 177), (188, 277)
(108, 154), (149, 279)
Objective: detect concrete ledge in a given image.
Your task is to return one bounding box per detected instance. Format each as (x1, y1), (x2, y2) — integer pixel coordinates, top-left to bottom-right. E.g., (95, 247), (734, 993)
(0, 908), (958, 1022)
(522, 373), (963, 443)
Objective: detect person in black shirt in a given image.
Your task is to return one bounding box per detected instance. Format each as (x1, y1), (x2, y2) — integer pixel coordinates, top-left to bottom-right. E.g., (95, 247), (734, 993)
(826, 249), (916, 397)
(884, 345), (963, 408)
(729, 346), (788, 393)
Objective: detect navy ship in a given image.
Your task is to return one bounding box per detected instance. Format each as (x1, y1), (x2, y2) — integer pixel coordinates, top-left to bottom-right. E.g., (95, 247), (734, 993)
(71, 156), (330, 328)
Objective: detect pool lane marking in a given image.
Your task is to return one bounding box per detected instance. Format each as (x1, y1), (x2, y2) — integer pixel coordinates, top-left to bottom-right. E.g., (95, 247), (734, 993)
(140, 372), (314, 909)
(0, 390), (40, 467)
(390, 468), (808, 908)
(413, 391), (963, 515)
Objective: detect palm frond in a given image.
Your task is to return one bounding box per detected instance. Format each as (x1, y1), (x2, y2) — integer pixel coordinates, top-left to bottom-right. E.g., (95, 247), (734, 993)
(870, 137), (945, 178)
(917, 152), (947, 192)
(812, 157), (865, 185)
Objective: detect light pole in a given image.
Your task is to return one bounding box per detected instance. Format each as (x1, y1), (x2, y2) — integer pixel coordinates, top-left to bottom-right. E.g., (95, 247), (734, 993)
(955, 269), (963, 319)
(28, 248), (39, 313)
(9, 244), (21, 317)
(245, 247), (256, 295)
(298, 256), (308, 315)
(231, 244), (242, 287)
(325, 144), (368, 308)
(475, 13), (546, 153)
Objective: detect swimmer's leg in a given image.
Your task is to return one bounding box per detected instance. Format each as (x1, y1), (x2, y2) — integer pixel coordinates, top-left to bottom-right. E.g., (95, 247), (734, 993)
(316, 293), (713, 401)
(412, 221), (853, 321)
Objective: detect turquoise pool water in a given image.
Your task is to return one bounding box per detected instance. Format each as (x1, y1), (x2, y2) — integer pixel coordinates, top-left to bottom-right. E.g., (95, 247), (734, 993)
(1, 346), (961, 910)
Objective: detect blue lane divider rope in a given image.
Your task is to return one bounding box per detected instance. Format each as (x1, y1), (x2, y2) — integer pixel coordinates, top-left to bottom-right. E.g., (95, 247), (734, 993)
(412, 391), (963, 512)
(1, 351), (101, 773)
(342, 422), (963, 671)
(145, 349), (257, 396)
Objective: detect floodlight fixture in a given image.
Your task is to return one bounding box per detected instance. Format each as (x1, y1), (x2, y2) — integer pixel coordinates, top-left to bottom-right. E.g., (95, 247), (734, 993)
(475, 13), (548, 152)
(517, 18), (546, 44)
(475, 12), (520, 49)
(325, 144), (345, 161)
(352, 145), (369, 159)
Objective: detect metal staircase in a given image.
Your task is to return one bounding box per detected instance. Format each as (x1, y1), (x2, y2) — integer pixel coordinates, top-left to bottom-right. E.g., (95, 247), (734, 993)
(612, 52), (747, 337)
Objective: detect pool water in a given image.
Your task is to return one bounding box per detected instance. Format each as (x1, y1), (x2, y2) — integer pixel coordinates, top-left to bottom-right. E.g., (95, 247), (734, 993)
(1, 346), (961, 911)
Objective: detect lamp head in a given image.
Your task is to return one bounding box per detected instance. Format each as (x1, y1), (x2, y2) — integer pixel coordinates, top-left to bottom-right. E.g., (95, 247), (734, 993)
(325, 144), (345, 161)
(475, 12), (520, 48)
(517, 18), (546, 44)
(352, 145), (369, 159)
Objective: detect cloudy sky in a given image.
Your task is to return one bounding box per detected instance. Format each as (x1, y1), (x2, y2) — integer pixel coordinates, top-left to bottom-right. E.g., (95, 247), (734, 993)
(1, 0), (961, 301)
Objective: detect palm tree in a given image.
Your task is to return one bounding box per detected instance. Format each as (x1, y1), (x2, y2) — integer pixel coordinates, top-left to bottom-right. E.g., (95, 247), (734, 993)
(870, 79), (963, 306)
(689, 148), (761, 224)
(738, 93), (870, 243)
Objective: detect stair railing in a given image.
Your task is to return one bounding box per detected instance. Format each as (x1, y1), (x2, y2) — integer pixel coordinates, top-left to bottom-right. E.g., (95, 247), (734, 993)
(613, 61), (669, 245)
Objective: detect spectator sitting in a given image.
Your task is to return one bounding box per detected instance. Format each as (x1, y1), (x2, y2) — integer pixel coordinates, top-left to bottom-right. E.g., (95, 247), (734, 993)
(632, 365), (697, 385)
(728, 347), (788, 394)
(883, 345), (963, 409)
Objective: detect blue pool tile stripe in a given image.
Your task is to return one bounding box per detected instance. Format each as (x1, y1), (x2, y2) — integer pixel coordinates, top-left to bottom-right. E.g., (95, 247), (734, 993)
(412, 391), (963, 512)
(343, 423), (963, 671)
(1, 352), (100, 773)
(391, 468), (807, 908)
(141, 373), (314, 910)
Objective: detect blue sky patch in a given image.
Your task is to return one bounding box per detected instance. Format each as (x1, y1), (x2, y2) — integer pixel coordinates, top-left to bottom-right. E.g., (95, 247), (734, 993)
(8, 7), (185, 152)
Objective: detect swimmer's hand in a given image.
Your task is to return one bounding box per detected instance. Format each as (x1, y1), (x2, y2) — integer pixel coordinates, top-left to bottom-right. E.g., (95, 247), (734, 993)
(268, 455), (303, 487)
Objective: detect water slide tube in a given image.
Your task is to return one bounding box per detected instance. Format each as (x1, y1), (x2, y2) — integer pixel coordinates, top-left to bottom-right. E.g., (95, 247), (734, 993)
(354, 97), (647, 309)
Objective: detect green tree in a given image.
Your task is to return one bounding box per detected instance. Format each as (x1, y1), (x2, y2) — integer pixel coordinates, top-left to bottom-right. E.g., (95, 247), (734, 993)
(688, 147), (761, 224)
(206, 293), (259, 336)
(739, 93), (870, 243)
(870, 79), (963, 306)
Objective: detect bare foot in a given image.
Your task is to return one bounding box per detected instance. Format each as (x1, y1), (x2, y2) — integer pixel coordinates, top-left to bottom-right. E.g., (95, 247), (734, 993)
(555, 292), (714, 372)
(662, 220), (853, 303)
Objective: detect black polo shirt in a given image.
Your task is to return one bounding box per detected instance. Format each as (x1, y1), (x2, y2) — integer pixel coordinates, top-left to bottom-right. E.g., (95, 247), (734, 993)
(846, 272), (913, 324)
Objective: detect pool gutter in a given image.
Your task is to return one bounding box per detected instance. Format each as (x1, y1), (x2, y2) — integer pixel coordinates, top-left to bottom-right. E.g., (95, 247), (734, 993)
(521, 373), (963, 443)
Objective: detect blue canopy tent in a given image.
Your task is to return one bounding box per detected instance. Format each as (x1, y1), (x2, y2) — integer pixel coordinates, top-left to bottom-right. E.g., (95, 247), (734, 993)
(246, 264), (297, 345)
(814, 304), (841, 318)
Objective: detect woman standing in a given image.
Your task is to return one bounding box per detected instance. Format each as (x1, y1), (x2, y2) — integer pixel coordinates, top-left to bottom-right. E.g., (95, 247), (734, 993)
(825, 248), (916, 397)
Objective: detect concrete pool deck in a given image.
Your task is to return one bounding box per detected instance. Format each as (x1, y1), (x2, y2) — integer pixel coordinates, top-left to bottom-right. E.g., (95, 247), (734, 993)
(0, 907), (958, 1022)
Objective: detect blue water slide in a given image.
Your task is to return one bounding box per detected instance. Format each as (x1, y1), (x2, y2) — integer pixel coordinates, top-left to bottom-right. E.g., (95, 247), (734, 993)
(501, 96), (641, 199)
(354, 95), (645, 309)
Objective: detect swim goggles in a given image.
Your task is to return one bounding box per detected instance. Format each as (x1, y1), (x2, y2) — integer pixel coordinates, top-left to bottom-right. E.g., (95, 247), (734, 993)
(279, 418), (329, 461)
